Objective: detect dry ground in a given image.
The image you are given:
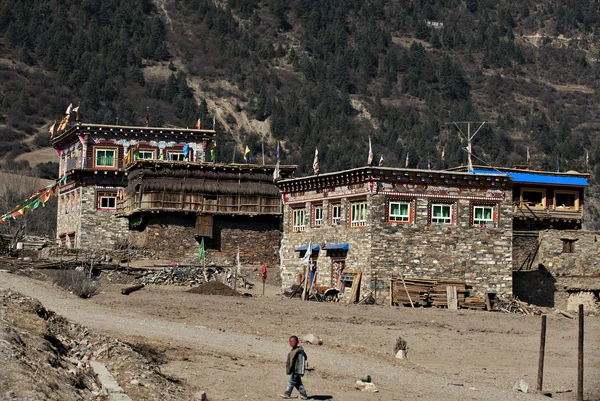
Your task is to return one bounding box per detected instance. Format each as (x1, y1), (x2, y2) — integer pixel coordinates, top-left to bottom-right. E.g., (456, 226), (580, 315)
(1, 270), (599, 401)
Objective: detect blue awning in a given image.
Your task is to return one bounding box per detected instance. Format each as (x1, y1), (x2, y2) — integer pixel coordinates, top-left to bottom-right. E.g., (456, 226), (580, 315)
(295, 245), (321, 252)
(323, 243), (350, 251)
(473, 169), (589, 187)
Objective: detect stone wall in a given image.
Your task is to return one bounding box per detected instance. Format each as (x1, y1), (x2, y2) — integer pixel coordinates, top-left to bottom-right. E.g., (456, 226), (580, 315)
(56, 187), (83, 246)
(78, 186), (129, 249)
(537, 230), (600, 276)
(280, 182), (513, 298)
(512, 232), (539, 270)
(370, 189), (513, 298)
(280, 194), (372, 290)
(512, 229), (600, 309)
(129, 213), (281, 266)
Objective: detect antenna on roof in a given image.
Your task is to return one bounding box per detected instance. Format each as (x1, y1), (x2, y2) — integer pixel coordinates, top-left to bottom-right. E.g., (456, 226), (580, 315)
(447, 121), (493, 173)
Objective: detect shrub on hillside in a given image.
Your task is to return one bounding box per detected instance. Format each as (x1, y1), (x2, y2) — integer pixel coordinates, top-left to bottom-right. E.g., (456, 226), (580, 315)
(53, 270), (99, 298)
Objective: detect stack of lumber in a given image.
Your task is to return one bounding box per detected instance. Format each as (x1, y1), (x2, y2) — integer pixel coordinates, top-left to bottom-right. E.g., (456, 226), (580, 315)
(462, 297), (487, 310)
(429, 280), (468, 307)
(392, 277), (471, 308)
(392, 278), (434, 306)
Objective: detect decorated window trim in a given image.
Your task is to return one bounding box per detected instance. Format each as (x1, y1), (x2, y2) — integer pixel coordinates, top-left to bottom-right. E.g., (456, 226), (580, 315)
(312, 203), (324, 227)
(291, 207), (306, 232)
(387, 198), (414, 224)
(471, 203), (498, 228)
(97, 191), (118, 210)
(94, 147), (118, 169)
(349, 200), (367, 228)
(329, 202), (342, 226)
(429, 201), (455, 226)
(167, 150), (185, 161)
(520, 187), (546, 210)
(137, 149), (155, 160)
(553, 189), (579, 211)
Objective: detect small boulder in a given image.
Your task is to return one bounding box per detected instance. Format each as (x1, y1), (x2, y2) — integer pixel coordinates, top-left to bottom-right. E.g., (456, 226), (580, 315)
(513, 379), (529, 393)
(303, 334), (323, 345)
(355, 380), (378, 393)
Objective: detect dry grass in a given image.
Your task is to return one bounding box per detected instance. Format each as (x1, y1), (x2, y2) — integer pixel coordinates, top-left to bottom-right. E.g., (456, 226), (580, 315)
(52, 270), (99, 298)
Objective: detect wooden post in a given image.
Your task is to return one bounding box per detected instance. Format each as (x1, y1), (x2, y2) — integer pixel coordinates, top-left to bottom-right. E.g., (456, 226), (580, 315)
(262, 279), (265, 297)
(537, 315), (547, 391)
(373, 275), (377, 305)
(301, 265), (309, 301)
(389, 279), (393, 307)
(578, 304), (584, 401)
(399, 271), (414, 308)
(447, 286), (458, 310)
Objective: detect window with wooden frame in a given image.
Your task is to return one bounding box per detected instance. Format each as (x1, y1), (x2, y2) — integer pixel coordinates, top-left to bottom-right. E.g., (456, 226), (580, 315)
(388, 200), (412, 223)
(520, 187), (546, 209)
(137, 150), (155, 160)
(561, 239), (576, 253)
(312, 204), (323, 227)
(350, 201), (367, 227)
(94, 148), (117, 168)
(330, 203), (342, 225)
(554, 190), (579, 211)
(292, 208), (306, 232)
(472, 205), (496, 227)
(168, 151), (185, 161)
(431, 203), (453, 225)
(97, 191), (117, 210)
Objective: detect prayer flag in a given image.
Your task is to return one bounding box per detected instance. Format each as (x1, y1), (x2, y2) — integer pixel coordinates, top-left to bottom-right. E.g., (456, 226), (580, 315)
(125, 148), (132, 164)
(273, 161), (281, 182)
(405, 152), (409, 168)
(261, 263), (267, 281)
(145, 107), (149, 126)
(199, 238), (205, 261)
(367, 136), (373, 166)
(378, 155), (384, 166)
(73, 105), (80, 121)
(428, 161), (431, 170)
(236, 246), (241, 275)
(48, 122), (56, 137)
(213, 115), (216, 129)
(312, 149), (319, 175)
(527, 147), (530, 163)
(183, 143), (190, 160)
(301, 240), (312, 266)
(133, 143), (140, 160)
(244, 145), (250, 163)
(210, 141), (216, 162)
(276, 142), (281, 161)
(441, 148), (445, 161)
(195, 118), (201, 130)
(159, 151), (165, 160)
(65, 103), (73, 115)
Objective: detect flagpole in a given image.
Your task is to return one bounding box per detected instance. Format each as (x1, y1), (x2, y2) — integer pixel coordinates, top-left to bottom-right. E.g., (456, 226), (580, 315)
(262, 136), (265, 165)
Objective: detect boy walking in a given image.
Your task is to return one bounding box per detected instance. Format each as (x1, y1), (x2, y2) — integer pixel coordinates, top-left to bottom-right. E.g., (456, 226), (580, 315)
(280, 335), (308, 399)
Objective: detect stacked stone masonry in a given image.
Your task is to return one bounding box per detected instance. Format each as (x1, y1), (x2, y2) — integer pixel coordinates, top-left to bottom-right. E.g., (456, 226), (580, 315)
(280, 176), (513, 300)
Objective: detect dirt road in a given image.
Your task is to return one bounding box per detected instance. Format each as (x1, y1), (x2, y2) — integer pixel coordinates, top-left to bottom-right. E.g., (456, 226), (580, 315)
(1, 271), (598, 400)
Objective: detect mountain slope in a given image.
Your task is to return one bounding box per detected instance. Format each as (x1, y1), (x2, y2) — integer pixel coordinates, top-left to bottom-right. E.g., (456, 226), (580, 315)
(0, 0), (599, 225)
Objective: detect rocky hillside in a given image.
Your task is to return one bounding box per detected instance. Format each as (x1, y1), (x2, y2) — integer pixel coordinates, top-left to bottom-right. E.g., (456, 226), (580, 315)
(0, 0), (599, 224)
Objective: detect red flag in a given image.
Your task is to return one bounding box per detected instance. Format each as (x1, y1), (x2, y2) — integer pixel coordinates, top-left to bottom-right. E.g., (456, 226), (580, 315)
(261, 263), (267, 281)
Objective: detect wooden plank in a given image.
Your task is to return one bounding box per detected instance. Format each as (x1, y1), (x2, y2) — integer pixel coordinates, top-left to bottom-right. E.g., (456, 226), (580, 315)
(446, 286), (458, 310)
(195, 215), (213, 237)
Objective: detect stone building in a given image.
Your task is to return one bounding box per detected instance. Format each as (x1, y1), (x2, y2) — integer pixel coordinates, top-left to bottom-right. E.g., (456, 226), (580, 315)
(51, 122), (216, 248)
(117, 160), (296, 264)
(277, 167), (513, 299)
(451, 166), (598, 309)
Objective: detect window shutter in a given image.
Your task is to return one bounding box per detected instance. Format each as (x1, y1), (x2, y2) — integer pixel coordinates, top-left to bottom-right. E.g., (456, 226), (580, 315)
(195, 215), (213, 237)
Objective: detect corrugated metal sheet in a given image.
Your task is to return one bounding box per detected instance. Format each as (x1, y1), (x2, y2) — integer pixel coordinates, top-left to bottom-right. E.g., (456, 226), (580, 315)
(323, 243), (350, 251)
(473, 169), (589, 187)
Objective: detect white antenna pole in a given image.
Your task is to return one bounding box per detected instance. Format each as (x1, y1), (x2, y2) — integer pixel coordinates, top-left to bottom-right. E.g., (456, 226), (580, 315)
(451, 121), (488, 173)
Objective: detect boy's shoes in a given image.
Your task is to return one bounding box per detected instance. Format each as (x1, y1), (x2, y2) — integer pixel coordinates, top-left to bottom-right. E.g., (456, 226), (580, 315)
(299, 396), (309, 400)
(279, 395), (293, 399)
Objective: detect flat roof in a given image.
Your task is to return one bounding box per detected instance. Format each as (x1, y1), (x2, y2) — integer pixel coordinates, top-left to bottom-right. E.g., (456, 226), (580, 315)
(472, 169), (589, 187)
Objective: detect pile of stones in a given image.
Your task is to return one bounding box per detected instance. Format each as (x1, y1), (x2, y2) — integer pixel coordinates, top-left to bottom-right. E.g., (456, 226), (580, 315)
(138, 266), (206, 286)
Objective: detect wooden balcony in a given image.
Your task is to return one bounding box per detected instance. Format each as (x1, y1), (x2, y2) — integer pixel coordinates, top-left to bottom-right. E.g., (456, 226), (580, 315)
(513, 204), (583, 222)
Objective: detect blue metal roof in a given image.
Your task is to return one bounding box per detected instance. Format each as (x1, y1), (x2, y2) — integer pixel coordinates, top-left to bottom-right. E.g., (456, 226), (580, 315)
(295, 245), (321, 252)
(323, 243), (350, 251)
(473, 169), (589, 187)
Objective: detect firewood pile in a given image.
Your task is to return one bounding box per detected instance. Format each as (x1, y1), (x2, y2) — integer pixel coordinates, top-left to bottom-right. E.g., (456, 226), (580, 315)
(392, 278), (468, 307)
(499, 297), (543, 315)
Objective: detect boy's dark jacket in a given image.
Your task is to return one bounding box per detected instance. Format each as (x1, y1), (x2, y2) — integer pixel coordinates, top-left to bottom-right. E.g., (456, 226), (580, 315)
(286, 346), (307, 375)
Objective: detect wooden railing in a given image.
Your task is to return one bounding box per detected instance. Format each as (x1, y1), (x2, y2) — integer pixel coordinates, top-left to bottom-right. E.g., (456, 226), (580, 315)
(513, 204), (582, 220)
(117, 192), (282, 216)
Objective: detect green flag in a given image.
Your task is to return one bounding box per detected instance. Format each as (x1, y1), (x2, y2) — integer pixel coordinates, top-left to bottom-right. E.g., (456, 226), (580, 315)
(210, 141), (216, 162)
(199, 238), (205, 261)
